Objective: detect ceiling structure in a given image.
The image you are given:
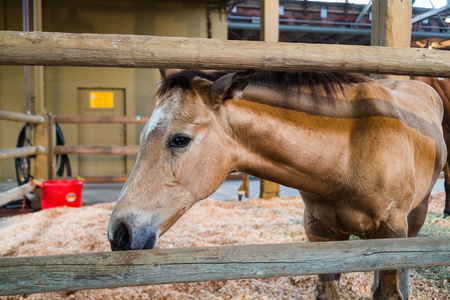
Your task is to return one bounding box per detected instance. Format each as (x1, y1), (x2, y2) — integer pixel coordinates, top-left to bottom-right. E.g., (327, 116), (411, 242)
(227, 0), (450, 49)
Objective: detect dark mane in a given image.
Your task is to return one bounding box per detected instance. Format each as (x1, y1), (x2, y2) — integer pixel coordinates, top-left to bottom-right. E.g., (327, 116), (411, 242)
(157, 70), (371, 99)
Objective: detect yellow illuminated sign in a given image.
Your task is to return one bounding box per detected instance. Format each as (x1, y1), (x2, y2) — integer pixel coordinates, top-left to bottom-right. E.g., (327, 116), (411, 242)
(90, 92), (114, 108)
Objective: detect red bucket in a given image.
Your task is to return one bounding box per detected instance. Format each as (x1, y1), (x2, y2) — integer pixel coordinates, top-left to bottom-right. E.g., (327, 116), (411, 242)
(37, 180), (85, 210)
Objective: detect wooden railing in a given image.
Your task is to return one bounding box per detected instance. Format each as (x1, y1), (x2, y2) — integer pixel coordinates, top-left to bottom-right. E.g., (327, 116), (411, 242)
(0, 236), (448, 296)
(49, 115), (148, 182)
(1, 31), (450, 296)
(0, 109), (44, 205)
(0, 182), (35, 207)
(0, 31), (449, 77)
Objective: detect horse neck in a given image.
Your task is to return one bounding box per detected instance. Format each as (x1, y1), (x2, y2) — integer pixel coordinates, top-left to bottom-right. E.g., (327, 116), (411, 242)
(222, 85), (350, 193)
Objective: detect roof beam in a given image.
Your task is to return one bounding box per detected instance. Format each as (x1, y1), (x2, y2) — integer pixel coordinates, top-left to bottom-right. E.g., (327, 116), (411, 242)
(355, 0), (372, 24)
(411, 5), (450, 24)
(229, 22), (450, 39)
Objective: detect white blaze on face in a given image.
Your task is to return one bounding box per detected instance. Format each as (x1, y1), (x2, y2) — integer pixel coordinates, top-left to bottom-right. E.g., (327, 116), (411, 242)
(141, 105), (166, 144)
(116, 181), (129, 204)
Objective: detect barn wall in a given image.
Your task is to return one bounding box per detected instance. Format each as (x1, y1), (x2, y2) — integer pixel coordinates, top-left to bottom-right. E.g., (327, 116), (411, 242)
(0, 0), (227, 181)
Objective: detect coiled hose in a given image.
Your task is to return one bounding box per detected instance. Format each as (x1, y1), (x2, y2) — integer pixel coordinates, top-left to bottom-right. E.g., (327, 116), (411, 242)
(15, 123), (71, 186)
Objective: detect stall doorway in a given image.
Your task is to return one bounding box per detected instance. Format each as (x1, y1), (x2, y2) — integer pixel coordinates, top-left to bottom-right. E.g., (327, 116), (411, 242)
(77, 88), (126, 177)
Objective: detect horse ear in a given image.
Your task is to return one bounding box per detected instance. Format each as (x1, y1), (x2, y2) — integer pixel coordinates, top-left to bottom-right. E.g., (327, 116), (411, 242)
(159, 69), (179, 78)
(210, 70), (255, 103)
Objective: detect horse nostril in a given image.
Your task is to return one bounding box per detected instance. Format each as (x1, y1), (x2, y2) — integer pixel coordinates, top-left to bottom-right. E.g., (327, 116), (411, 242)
(143, 232), (158, 249)
(110, 220), (158, 251)
(112, 223), (130, 251)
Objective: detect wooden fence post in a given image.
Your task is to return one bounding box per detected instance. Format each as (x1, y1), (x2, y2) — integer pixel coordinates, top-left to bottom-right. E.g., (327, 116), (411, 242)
(260, 0), (280, 199)
(47, 113), (55, 180)
(31, 116), (46, 211)
(371, 0), (412, 80)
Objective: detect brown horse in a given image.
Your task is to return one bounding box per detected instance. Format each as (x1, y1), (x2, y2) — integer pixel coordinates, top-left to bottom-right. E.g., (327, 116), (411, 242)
(108, 70), (446, 300)
(415, 76), (450, 218)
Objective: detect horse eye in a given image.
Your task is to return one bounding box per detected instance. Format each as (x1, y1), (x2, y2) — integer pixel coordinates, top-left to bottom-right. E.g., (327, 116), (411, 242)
(169, 136), (191, 148)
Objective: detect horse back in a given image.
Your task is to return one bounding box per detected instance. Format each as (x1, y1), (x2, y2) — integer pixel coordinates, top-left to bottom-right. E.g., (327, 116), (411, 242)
(349, 79), (444, 126)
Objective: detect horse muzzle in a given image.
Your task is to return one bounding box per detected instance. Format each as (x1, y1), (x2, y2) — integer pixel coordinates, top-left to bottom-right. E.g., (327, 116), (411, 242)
(108, 217), (159, 251)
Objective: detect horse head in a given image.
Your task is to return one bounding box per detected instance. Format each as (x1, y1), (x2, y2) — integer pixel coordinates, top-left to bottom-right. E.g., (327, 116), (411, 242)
(108, 69), (254, 250)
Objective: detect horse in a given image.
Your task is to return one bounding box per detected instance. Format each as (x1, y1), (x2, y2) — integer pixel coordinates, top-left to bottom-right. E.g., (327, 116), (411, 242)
(108, 69), (446, 300)
(415, 76), (450, 218)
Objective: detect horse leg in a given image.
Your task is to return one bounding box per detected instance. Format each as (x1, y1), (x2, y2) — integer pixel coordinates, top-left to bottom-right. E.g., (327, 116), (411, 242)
(372, 269), (411, 300)
(371, 216), (409, 300)
(407, 194), (429, 238)
(444, 163), (450, 218)
(304, 209), (349, 300)
(391, 195), (429, 300)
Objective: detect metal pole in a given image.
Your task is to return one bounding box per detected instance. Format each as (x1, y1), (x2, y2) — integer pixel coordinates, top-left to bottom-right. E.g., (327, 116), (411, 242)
(33, 0), (44, 113)
(22, 0), (31, 114)
(22, 0), (32, 152)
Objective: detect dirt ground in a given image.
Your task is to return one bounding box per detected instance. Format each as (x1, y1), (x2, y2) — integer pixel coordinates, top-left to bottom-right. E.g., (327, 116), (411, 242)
(0, 194), (449, 299)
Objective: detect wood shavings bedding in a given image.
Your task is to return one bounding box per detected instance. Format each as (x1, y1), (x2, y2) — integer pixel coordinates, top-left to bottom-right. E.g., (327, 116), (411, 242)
(0, 194), (448, 299)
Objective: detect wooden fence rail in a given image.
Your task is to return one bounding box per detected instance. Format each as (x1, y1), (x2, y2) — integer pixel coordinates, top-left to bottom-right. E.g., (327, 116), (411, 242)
(0, 109), (45, 124)
(0, 146), (45, 160)
(54, 115), (150, 124)
(54, 145), (139, 155)
(0, 236), (448, 296)
(1, 31), (449, 298)
(0, 31), (449, 77)
(0, 182), (35, 207)
(81, 172), (246, 183)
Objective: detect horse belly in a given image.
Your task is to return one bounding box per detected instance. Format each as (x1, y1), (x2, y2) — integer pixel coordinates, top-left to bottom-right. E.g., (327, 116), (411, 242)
(302, 197), (380, 238)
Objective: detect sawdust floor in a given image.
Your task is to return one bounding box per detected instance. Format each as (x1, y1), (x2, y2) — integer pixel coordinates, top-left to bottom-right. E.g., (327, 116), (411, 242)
(0, 194), (449, 299)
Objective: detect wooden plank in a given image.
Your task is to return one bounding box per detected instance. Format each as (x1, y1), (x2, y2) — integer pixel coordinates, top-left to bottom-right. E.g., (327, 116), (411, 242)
(30, 0), (46, 210)
(371, 0), (412, 80)
(238, 174), (250, 199)
(371, 0), (412, 48)
(47, 113), (55, 180)
(0, 236), (448, 296)
(0, 31), (449, 77)
(83, 175), (129, 183)
(83, 172), (245, 183)
(54, 145), (139, 155)
(54, 115), (150, 124)
(0, 110), (44, 123)
(0, 182), (35, 207)
(33, 114), (48, 181)
(0, 146), (45, 160)
(260, 179), (280, 199)
(261, 0), (279, 42)
(259, 0), (280, 199)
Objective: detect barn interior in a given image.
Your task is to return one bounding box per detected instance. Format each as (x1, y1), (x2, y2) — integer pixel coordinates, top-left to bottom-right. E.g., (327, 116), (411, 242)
(0, 0), (449, 208)
(0, 1), (449, 299)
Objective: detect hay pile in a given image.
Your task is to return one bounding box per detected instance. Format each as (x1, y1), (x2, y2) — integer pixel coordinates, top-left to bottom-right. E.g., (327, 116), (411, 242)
(0, 194), (449, 299)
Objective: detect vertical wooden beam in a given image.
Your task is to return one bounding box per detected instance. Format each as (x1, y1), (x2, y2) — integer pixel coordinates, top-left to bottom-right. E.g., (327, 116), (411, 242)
(371, 0), (412, 80)
(261, 0), (279, 42)
(259, 0), (280, 199)
(47, 113), (55, 179)
(260, 179), (280, 200)
(237, 174), (250, 200)
(31, 0), (45, 210)
(33, 0), (46, 180)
